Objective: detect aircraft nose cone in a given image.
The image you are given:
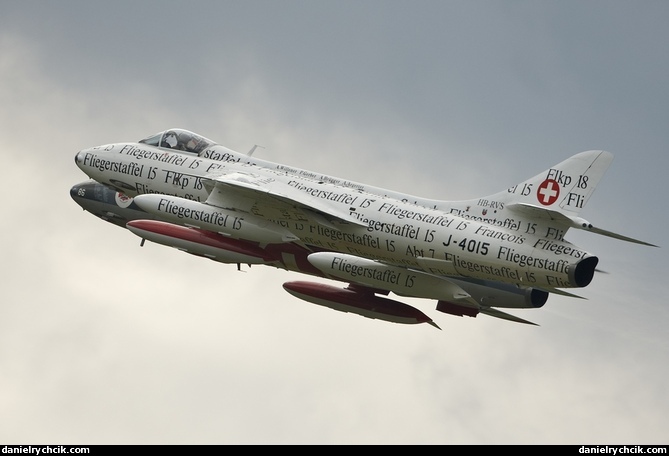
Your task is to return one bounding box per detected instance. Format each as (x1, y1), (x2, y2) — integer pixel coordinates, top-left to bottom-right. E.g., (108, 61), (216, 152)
(70, 181), (92, 208)
(70, 183), (80, 201)
(70, 180), (99, 206)
(74, 150), (85, 167)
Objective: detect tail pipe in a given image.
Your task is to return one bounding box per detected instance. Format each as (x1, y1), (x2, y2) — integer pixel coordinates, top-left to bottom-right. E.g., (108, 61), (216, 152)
(569, 256), (599, 287)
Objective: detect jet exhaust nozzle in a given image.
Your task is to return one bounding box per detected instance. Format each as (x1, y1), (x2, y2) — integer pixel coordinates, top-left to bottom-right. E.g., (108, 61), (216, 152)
(570, 256), (599, 287)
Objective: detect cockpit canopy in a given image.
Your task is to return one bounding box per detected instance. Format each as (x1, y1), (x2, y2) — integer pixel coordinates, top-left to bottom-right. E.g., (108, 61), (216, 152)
(139, 129), (215, 154)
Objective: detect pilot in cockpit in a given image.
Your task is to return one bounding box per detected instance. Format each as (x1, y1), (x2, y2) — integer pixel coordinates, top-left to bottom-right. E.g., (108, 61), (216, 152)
(140, 129), (212, 153)
(183, 134), (202, 153)
(160, 131), (179, 149)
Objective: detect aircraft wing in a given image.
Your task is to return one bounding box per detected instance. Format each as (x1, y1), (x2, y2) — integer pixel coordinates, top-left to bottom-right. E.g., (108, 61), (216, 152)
(201, 172), (367, 229)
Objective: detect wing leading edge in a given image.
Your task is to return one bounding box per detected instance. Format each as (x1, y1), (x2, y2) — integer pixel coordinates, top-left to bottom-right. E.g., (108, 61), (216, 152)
(201, 172), (367, 229)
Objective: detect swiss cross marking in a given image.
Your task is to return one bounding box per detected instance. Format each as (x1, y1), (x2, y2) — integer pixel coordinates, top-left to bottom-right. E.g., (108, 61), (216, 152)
(537, 179), (560, 206)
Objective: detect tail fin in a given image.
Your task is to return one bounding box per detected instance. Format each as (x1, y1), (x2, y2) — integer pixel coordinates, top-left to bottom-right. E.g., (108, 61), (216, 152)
(492, 150), (613, 216)
(460, 150), (656, 247)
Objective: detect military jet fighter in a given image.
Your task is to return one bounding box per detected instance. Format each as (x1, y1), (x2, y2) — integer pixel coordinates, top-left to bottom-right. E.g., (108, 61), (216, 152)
(71, 128), (656, 328)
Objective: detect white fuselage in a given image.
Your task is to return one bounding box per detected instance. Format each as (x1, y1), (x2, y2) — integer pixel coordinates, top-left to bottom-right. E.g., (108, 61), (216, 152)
(75, 142), (594, 289)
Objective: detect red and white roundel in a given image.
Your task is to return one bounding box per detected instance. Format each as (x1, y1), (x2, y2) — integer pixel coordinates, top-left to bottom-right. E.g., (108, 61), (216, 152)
(537, 179), (560, 206)
(115, 192), (134, 208)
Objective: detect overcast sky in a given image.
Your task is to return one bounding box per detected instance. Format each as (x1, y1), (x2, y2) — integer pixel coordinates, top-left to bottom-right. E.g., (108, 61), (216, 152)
(1, 0), (667, 445)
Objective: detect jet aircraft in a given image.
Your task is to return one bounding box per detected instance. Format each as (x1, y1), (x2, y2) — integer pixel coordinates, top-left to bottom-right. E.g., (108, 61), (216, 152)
(71, 128), (656, 328)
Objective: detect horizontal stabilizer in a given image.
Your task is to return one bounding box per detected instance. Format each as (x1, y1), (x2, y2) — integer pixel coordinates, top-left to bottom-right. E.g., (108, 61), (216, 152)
(586, 225), (658, 247)
(507, 202), (577, 222)
(479, 307), (538, 326)
(508, 203), (657, 247)
(537, 287), (586, 299)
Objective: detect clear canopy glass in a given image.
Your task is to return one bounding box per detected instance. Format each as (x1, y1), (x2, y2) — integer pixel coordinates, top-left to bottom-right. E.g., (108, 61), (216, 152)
(139, 129), (214, 154)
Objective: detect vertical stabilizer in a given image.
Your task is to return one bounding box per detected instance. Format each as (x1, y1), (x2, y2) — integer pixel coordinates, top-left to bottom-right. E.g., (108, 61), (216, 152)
(485, 150), (613, 216)
(453, 150), (655, 246)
